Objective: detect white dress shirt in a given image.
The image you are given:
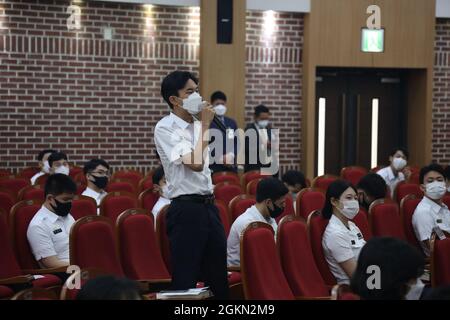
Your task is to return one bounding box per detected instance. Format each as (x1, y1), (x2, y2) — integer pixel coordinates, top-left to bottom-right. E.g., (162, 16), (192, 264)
(152, 196), (171, 221)
(412, 196), (450, 256)
(82, 186), (107, 213)
(30, 171), (45, 185)
(322, 215), (366, 284)
(377, 166), (405, 198)
(27, 205), (75, 264)
(227, 205), (277, 267)
(154, 113), (214, 199)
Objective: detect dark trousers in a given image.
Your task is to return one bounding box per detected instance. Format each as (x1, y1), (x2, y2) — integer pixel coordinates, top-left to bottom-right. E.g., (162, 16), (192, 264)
(166, 199), (229, 300)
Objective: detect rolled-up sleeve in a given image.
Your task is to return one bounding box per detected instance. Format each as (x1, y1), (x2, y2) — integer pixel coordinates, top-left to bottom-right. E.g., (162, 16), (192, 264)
(155, 125), (192, 165)
(27, 224), (57, 261)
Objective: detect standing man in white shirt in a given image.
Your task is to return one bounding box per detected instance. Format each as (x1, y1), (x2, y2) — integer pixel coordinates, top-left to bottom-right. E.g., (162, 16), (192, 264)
(227, 178), (288, 267)
(377, 148), (411, 198)
(151, 166), (171, 220)
(27, 174), (76, 269)
(154, 71), (228, 299)
(30, 149), (56, 185)
(412, 163), (450, 256)
(81, 159), (110, 212)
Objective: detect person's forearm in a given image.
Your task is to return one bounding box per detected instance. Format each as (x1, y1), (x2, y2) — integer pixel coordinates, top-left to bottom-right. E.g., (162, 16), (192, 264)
(183, 123), (209, 171)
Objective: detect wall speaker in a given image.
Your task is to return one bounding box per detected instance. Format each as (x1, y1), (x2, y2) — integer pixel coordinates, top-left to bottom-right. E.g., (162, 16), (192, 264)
(217, 0), (233, 44)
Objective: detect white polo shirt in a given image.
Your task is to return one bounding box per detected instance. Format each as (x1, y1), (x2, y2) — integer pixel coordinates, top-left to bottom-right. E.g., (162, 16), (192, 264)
(412, 196), (450, 256)
(322, 215), (366, 284)
(82, 186), (107, 213)
(30, 171), (45, 185)
(152, 196), (171, 220)
(377, 166), (405, 198)
(27, 205), (75, 264)
(154, 113), (214, 199)
(227, 205), (277, 267)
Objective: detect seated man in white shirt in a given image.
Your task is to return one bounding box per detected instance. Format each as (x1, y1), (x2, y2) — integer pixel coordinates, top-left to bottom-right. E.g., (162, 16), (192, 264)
(227, 177), (288, 267)
(27, 173), (77, 269)
(377, 148), (411, 198)
(412, 163), (450, 257)
(151, 166), (171, 220)
(322, 180), (366, 285)
(30, 149), (56, 185)
(48, 151), (70, 176)
(81, 159), (110, 211)
(281, 170), (307, 213)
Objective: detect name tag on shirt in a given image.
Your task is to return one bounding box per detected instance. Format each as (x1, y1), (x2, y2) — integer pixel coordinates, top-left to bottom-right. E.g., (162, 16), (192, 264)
(351, 240), (356, 245)
(53, 228), (62, 235)
(357, 233), (363, 240)
(436, 219), (443, 224)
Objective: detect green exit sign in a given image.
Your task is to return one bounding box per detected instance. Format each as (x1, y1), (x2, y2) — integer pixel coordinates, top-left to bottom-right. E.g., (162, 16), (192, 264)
(361, 28), (384, 53)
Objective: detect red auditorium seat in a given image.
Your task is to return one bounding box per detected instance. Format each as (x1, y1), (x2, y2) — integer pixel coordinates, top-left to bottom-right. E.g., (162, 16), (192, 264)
(277, 216), (330, 298)
(116, 209), (170, 284)
(228, 195), (256, 223)
(296, 188), (326, 220)
(18, 167), (40, 180)
(106, 180), (136, 194)
(71, 195), (98, 221)
(240, 222), (295, 300)
(73, 172), (87, 185)
(138, 187), (159, 214)
(275, 195), (295, 224)
(111, 170), (143, 190)
(400, 194), (422, 250)
(241, 170), (269, 189)
(76, 182), (87, 196)
(0, 285), (14, 299)
(311, 175), (338, 193)
(215, 200), (231, 237)
(34, 174), (49, 187)
(99, 191), (138, 224)
(17, 185), (45, 201)
(394, 181), (423, 203)
(368, 199), (405, 240)
(212, 172), (240, 185)
(352, 209), (372, 240)
(443, 194), (450, 208)
(0, 191), (15, 225)
(69, 166), (83, 180)
(307, 210), (336, 286)
(11, 288), (58, 300)
(138, 175), (153, 194)
(430, 231), (450, 287)
(214, 182), (243, 206)
(0, 177), (30, 201)
(156, 205), (171, 273)
(340, 166), (367, 186)
(0, 169), (12, 177)
(246, 178), (262, 196)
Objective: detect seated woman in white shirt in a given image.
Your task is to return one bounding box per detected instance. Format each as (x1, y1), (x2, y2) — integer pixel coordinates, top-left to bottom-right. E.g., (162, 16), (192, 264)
(322, 180), (366, 285)
(151, 166), (171, 220)
(376, 148), (411, 198)
(227, 177), (288, 267)
(30, 149), (56, 185)
(81, 159), (110, 211)
(27, 174), (77, 269)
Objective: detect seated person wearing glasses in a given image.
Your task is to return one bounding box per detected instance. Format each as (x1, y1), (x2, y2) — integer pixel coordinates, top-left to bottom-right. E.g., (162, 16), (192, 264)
(82, 159), (110, 212)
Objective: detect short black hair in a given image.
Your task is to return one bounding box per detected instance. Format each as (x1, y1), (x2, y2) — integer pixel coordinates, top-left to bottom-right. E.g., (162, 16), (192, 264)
(351, 237), (425, 300)
(37, 149), (57, 161)
(254, 104), (270, 117)
(357, 173), (387, 200)
(152, 166), (165, 185)
(210, 91), (227, 103)
(44, 173), (77, 197)
(322, 179), (357, 219)
(419, 163), (445, 184)
(76, 276), (141, 300)
(389, 147), (409, 159)
(161, 71), (199, 109)
(83, 159), (110, 175)
(282, 170), (307, 189)
(48, 152), (68, 168)
(256, 177), (289, 203)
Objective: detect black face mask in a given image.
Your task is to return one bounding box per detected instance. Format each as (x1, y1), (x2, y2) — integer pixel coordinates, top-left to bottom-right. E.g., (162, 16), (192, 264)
(91, 175), (108, 189)
(267, 201), (284, 219)
(51, 198), (72, 217)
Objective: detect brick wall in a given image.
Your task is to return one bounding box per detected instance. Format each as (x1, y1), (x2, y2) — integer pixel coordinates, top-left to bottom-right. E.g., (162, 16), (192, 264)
(432, 18), (450, 166)
(0, 0), (200, 173)
(245, 11), (303, 174)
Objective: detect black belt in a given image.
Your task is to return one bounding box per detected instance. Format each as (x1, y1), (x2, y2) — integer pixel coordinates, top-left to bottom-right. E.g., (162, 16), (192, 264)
(173, 194), (215, 204)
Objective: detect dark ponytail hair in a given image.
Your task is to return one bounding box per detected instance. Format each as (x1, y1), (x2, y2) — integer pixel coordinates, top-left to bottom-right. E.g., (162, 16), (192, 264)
(322, 179), (356, 219)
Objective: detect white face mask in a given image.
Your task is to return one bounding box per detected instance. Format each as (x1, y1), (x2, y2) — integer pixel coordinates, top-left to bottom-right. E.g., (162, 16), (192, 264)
(257, 120), (269, 128)
(338, 199), (360, 219)
(405, 278), (425, 300)
(392, 157), (407, 171)
(43, 161), (50, 174)
(182, 92), (204, 115)
(213, 104), (227, 116)
(425, 181), (447, 200)
(161, 184), (170, 199)
(54, 165), (70, 176)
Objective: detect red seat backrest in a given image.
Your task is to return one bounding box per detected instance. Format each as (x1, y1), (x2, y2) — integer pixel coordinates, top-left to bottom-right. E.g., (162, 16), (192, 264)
(241, 171), (266, 189)
(307, 211), (336, 286)
(0, 169), (12, 177)
(138, 188), (159, 213)
(156, 205), (171, 274)
(241, 222), (294, 300)
(71, 196), (98, 221)
(352, 209), (372, 240)
(69, 167), (83, 179)
(246, 178), (262, 196)
(369, 199), (405, 240)
(296, 188), (326, 220)
(400, 195), (422, 250)
(431, 232), (450, 287)
(341, 166), (367, 186)
(106, 181), (136, 194)
(215, 200), (231, 237)
(117, 209), (170, 281)
(0, 191), (15, 224)
(70, 216), (124, 276)
(312, 175), (338, 193)
(394, 181), (423, 203)
(112, 170), (143, 189)
(229, 195), (256, 223)
(443, 194), (450, 208)
(275, 195), (295, 224)
(214, 183), (243, 206)
(0, 178), (30, 201)
(18, 167), (40, 180)
(0, 211), (23, 279)
(277, 216), (329, 297)
(138, 177), (153, 193)
(35, 174), (49, 187)
(212, 173), (240, 186)
(99, 192), (138, 224)
(10, 200), (43, 269)
(18, 186), (45, 201)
